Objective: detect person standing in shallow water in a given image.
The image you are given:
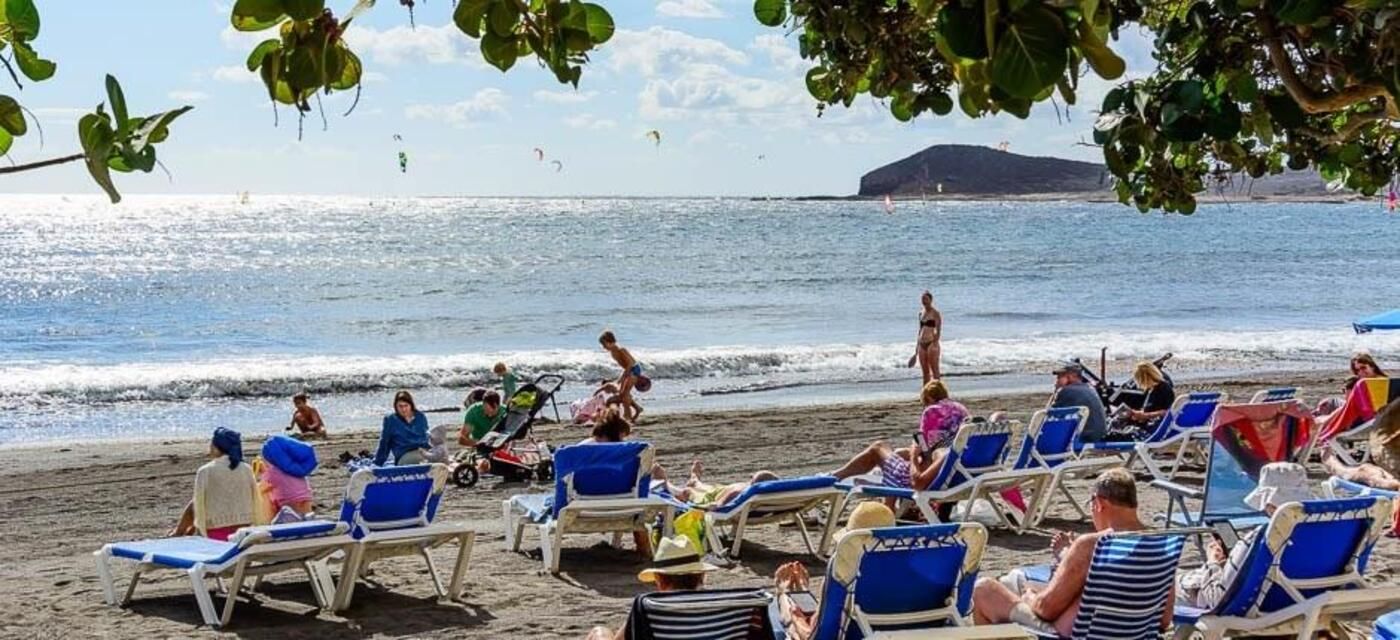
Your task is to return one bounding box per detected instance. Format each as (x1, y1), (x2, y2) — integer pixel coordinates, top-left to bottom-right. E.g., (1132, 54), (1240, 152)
(908, 290), (943, 385)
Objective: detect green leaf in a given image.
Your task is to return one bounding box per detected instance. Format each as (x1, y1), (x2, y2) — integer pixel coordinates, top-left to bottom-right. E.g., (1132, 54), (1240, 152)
(939, 2), (989, 60)
(231, 0), (286, 31)
(0, 94), (25, 136)
(285, 46), (321, 90)
(4, 0), (40, 40)
(328, 48), (361, 90)
(985, 0), (1000, 63)
(1229, 72), (1258, 102)
(11, 41), (55, 81)
(481, 31), (519, 72)
(488, 0), (520, 38)
(990, 6), (1070, 99)
(583, 3), (615, 44)
(0, 128), (11, 156)
(1264, 93), (1306, 129)
(132, 106), (192, 149)
(754, 0), (787, 27)
(246, 39), (281, 71)
(1074, 21), (1123, 79)
(805, 67), (833, 101)
(281, 0), (324, 21)
(917, 91), (955, 115)
(105, 75), (129, 135)
(78, 113), (121, 204)
(453, 0), (491, 38)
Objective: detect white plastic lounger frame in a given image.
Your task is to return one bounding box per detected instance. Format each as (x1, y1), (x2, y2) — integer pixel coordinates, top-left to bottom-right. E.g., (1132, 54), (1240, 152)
(1133, 391), (1227, 482)
(848, 420), (1016, 526)
(95, 521), (353, 628)
(967, 408), (1085, 534)
(703, 482), (845, 559)
(1175, 499), (1399, 640)
(331, 464), (476, 611)
(503, 443), (674, 573)
(1326, 419), (1375, 467)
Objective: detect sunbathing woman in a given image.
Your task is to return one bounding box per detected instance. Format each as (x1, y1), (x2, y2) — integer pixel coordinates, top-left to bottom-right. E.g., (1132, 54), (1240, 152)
(652, 460), (779, 509)
(575, 406), (653, 556)
(171, 428), (256, 540)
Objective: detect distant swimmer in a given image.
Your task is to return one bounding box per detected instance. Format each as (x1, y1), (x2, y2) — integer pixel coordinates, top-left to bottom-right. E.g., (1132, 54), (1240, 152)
(907, 290), (943, 384)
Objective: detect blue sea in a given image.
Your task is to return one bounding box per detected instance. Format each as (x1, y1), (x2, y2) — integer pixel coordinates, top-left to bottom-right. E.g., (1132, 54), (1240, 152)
(2, 195), (1397, 445)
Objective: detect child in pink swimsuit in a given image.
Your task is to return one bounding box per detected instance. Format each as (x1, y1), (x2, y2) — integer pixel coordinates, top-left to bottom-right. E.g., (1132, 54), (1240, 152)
(259, 435), (317, 516)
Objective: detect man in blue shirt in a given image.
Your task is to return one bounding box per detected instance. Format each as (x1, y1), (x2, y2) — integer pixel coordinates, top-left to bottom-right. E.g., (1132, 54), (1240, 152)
(1049, 361), (1108, 443)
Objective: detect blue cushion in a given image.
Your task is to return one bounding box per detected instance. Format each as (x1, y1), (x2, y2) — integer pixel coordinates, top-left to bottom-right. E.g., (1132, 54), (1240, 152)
(710, 476), (837, 515)
(1375, 609), (1400, 640)
(511, 493), (554, 523)
(109, 537), (242, 569)
(1090, 441), (1136, 452)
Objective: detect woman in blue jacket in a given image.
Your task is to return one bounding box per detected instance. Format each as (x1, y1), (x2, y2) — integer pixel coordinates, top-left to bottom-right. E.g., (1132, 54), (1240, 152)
(373, 390), (431, 466)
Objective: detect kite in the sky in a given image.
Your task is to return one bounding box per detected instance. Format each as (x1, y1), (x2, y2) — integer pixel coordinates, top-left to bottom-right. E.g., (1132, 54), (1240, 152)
(645, 130), (661, 148)
(393, 134), (408, 173)
(551, 160), (563, 173)
(757, 154), (766, 161)
(533, 147), (545, 162)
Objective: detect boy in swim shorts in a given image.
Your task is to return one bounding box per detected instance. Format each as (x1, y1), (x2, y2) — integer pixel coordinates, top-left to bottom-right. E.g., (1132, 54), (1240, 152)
(600, 330), (644, 422)
(288, 393), (326, 439)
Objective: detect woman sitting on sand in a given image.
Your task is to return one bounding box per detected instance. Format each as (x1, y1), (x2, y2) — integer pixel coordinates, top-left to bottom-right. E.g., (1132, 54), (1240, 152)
(372, 390), (431, 466)
(171, 428), (257, 540)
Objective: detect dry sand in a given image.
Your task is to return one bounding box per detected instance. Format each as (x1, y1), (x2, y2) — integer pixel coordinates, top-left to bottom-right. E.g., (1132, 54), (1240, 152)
(1, 371), (1395, 639)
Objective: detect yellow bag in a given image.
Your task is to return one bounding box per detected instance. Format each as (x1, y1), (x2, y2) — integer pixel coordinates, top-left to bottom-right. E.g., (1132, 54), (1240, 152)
(251, 457), (276, 525)
(673, 510), (707, 555)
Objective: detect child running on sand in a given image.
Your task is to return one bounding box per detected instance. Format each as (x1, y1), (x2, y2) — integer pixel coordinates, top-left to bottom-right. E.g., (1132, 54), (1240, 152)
(288, 392), (326, 439)
(652, 460), (778, 509)
(599, 330), (644, 422)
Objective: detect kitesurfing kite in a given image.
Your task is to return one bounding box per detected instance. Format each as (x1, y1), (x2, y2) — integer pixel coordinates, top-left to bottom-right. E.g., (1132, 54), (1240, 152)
(393, 134), (408, 173)
(533, 147), (545, 162)
(551, 160), (563, 173)
(645, 130), (661, 148)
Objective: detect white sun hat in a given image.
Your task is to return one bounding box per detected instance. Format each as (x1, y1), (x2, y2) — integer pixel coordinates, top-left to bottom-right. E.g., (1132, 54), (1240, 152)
(1243, 462), (1312, 511)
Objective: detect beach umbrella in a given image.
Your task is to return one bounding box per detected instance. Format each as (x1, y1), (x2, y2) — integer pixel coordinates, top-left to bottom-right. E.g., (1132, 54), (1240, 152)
(1353, 309), (1400, 333)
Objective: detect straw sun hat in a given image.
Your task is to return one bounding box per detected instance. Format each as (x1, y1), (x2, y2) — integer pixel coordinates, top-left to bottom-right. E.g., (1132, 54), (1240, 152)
(843, 501), (896, 533)
(1243, 462), (1312, 511)
(637, 535), (718, 583)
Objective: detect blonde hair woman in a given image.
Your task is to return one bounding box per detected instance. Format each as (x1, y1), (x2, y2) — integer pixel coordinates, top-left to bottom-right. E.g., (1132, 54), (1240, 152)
(1125, 361), (1175, 428)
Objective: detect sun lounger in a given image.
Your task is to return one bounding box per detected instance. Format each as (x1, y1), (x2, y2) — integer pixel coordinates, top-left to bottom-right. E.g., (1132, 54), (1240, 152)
(1324, 475), (1398, 500)
(1172, 497), (1399, 640)
(1317, 377), (1399, 465)
(1377, 609), (1400, 640)
(965, 407), (1086, 533)
(1018, 531), (1185, 639)
(659, 475), (844, 559)
(1090, 391), (1225, 481)
(843, 420), (1015, 526)
(1249, 387), (1298, 404)
(330, 463), (476, 610)
(95, 520), (354, 628)
(504, 441), (673, 573)
(1154, 401), (1313, 550)
(803, 522), (988, 638)
(627, 588), (776, 639)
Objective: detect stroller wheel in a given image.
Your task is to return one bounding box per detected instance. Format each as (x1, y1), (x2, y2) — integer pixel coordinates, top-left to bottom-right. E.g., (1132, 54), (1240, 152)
(452, 463), (479, 488)
(535, 460), (554, 482)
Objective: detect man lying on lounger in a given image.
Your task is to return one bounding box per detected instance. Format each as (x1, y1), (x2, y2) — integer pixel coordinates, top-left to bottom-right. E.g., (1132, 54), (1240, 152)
(651, 460), (778, 509)
(971, 468), (1171, 637)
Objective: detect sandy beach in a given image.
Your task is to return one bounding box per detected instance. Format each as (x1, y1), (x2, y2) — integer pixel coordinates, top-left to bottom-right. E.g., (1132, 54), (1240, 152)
(1, 370), (1395, 639)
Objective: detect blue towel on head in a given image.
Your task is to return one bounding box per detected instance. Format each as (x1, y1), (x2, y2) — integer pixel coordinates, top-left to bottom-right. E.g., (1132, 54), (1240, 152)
(212, 427), (243, 469)
(262, 434), (318, 478)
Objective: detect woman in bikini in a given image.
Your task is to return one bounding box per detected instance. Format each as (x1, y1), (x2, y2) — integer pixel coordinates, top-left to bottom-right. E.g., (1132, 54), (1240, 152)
(908, 290), (943, 385)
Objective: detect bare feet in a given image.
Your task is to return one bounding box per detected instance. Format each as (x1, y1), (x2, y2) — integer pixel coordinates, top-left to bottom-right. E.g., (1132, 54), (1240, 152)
(651, 463), (668, 481)
(689, 459), (704, 482)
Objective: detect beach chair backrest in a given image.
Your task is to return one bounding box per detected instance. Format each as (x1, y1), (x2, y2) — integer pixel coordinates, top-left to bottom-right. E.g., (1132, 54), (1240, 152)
(812, 523), (987, 640)
(928, 421), (1014, 491)
(1249, 387), (1297, 404)
(1070, 532), (1184, 640)
(1141, 391), (1224, 443)
(1211, 498), (1390, 618)
(1201, 402), (1315, 521)
(710, 475), (837, 516)
(339, 464), (447, 539)
(628, 588), (774, 640)
(1008, 407), (1086, 471)
(552, 441), (653, 518)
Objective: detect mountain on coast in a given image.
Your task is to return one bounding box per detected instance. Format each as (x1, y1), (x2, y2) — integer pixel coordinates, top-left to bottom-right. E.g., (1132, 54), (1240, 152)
(857, 143), (1332, 199)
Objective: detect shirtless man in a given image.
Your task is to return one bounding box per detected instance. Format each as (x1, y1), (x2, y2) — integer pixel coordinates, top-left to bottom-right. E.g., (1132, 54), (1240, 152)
(971, 468), (1171, 637)
(599, 330), (644, 422)
(288, 393), (327, 439)
(652, 460), (777, 509)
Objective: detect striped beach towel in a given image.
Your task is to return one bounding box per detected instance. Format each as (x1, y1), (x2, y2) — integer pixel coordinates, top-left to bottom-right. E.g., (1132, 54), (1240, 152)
(1318, 377), (1400, 442)
(1070, 533), (1185, 640)
(624, 589), (773, 640)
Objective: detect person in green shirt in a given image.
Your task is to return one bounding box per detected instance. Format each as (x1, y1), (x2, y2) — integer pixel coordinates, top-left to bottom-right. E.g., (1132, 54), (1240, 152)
(494, 361), (519, 402)
(458, 391), (503, 447)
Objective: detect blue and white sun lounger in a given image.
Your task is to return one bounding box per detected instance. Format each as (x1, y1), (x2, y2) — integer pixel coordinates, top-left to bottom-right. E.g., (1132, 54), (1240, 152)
(968, 407), (1086, 533)
(1172, 497), (1399, 640)
(95, 520), (353, 627)
(1020, 532), (1184, 639)
(844, 420), (1015, 526)
(1250, 387), (1298, 404)
(661, 475), (844, 559)
(503, 441), (673, 573)
(1324, 476), (1398, 501)
(804, 522), (988, 638)
(331, 463), (476, 610)
(1090, 391), (1225, 481)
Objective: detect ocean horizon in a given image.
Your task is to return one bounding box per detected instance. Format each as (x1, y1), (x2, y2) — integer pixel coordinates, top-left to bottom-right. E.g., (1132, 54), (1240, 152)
(3, 194), (1397, 445)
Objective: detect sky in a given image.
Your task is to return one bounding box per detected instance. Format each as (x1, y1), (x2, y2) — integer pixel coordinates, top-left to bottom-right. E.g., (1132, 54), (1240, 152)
(1, 1), (1157, 197)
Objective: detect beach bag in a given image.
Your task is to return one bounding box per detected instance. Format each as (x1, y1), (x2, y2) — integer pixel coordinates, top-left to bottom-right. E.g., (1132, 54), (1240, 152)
(510, 391), (537, 411)
(653, 510), (707, 555)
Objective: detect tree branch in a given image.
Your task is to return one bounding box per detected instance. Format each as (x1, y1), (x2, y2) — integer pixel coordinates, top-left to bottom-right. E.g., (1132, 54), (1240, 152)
(1258, 15), (1389, 115)
(0, 152), (85, 175)
(0, 53), (22, 90)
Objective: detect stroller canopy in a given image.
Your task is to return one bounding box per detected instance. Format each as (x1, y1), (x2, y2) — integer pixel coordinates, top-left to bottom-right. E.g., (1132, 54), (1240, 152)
(1354, 308), (1400, 334)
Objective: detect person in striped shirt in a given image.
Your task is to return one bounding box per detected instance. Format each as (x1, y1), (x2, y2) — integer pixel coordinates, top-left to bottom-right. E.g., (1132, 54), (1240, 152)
(585, 535), (717, 640)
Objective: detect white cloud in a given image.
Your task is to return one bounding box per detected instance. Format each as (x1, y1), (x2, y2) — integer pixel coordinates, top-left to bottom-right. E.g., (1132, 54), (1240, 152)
(638, 63), (807, 125)
(220, 25), (268, 51)
(749, 34), (805, 72)
(564, 113), (618, 130)
(168, 90), (210, 103)
(607, 27), (748, 77)
(343, 23), (482, 67)
(534, 89), (597, 104)
(687, 130), (719, 145)
(656, 0), (725, 18)
(213, 65), (258, 84)
(404, 88), (509, 127)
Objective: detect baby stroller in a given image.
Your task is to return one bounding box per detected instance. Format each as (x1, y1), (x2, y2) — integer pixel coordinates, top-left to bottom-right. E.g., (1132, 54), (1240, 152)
(450, 374), (565, 488)
(1074, 350), (1174, 411)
